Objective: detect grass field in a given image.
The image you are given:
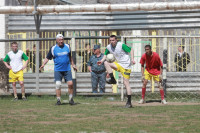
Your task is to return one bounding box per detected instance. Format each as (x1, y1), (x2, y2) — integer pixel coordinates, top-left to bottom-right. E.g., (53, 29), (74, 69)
(0, 95), (199, 133)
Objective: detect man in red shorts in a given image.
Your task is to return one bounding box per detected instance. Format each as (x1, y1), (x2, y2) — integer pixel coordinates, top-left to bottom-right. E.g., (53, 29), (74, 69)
(139, 45), (167, 104)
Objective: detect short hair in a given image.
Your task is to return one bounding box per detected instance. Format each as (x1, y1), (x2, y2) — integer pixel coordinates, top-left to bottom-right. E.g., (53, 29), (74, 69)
(33, 44), (36, 48)
(109, 35), (117, 40)
(179, 45), (185, 49)
(56, 34), (64, 39)
(145, 45), (151, 49)
(85, 43), (90, 47)
(11, 42), (18, 46)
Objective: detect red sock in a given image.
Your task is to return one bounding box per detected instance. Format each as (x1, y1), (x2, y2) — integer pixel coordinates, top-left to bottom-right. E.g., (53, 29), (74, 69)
(142, 88), (146, 99)
(160, 90), (165, 100)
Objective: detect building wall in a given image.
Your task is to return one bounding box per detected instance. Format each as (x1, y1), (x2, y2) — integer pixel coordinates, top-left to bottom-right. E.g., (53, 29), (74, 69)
(0, 0), (5, 59)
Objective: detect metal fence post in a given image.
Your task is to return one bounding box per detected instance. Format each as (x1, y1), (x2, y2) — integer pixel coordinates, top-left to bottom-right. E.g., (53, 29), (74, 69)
(120, 36), (124, 101)
(163, 38), (167, 98)
(71, 37), (77, 96)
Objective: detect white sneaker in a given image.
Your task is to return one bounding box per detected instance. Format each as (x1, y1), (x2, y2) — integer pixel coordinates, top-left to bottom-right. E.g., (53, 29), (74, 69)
(161, 99), (167, 104)
(138, 99), (145, 104)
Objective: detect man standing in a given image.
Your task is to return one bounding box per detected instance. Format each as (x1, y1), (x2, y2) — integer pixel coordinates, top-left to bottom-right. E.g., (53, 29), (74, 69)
(88, 45), (106, 93)
(97, 35), (135, 108)
(139, 45), (167, 104)
(3, 42), (29, 101)
(174, 45), (190, 72)
(40, 34), (77, 105)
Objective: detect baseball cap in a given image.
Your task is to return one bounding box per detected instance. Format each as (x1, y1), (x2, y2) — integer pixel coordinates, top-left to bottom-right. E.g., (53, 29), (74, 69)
(56, 34), (64, 39)
(93, 45), (100, 50)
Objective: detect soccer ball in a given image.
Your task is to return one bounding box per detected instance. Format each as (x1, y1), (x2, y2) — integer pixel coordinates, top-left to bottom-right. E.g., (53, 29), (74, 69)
(106, 54), (115, 63)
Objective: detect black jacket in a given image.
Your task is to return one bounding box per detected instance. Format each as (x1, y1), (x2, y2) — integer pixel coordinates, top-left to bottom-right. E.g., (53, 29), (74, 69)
(174, 52), (190, 71)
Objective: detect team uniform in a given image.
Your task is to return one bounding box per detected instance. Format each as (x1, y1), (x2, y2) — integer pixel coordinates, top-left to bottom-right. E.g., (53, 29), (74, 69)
(105, 42), (132, 79)
(139, 51), (166, 104)
(3, 50), (28, 82)
(46, 43), (72, 82)
(140, 52), (163, 81)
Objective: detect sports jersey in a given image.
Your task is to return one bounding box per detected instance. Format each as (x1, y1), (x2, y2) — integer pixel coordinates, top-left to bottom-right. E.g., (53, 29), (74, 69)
(3, 50), (28, 73)
(46, 43), (71, 71)
(105, 42), (131, 69)
(140, 52), (163, 75)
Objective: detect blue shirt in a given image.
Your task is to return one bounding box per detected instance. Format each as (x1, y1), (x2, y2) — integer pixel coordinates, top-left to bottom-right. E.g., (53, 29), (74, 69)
(47, 43), (71, 71)
(87, 53), (106, 72)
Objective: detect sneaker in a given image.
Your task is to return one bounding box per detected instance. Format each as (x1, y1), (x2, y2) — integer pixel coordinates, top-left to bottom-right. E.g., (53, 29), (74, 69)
(161, 99), (167, 104)
(106, 78), (116, 84)
(125, 101), (132, 108)
(22, 97), (27, 101)
(69, 98), (75, 105)
(138, 99), (145, 104)
(13, 97), (18, 101)
(55, 100), (62, 105)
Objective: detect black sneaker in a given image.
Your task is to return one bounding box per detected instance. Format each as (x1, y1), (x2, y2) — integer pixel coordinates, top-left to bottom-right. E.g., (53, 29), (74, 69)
(125, 101), (132, 108)
(13, 97), (18, 101)
(69, 98), (75, 105)
(55, 100), (61, 105)
(106, 78), (117, 84)
(22, 97), (27, 101)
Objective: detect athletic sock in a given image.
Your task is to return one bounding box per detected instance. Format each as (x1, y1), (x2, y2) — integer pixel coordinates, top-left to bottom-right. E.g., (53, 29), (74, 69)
(14, 94), (18, 98)
(22, 93), (25, 98)
(160, 90), (165, 100)
(142, 88), (146, 99)
(69, 94), (73, 101)
(57, 97), (61, 101)
(127, 95), (131, 103)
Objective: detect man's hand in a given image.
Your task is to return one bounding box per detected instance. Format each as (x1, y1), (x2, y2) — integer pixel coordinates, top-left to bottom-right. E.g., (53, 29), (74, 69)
(72, 65), (77, 72)
(7, 65), (12, 70)
(106, 73), (110, 78)
(21, 66), (26, 70)
(141, 75), (145, 83)
(132, 59), (136, 65)
(97, 61), (102, 65)
(159, 74), (163, 81)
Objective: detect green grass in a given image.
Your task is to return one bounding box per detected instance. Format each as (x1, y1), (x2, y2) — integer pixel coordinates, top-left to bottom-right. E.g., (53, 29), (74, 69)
(0, 96), (199, 133)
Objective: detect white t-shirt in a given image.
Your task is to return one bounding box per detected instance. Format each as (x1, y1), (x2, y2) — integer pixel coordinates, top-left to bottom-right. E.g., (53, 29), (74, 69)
(4, 50), (28, 73)
(106, 42), (131, 69)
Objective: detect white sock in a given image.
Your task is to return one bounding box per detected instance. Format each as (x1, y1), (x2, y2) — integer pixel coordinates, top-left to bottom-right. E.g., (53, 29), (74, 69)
(69, 94), (73, 100)
(57, 97), (61, 101)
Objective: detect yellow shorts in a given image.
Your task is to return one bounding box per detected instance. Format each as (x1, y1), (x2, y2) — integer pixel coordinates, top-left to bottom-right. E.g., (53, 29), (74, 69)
(144, 70), (160, 82)
(114, 62), (131, 79)
(9, 70), (24, 82)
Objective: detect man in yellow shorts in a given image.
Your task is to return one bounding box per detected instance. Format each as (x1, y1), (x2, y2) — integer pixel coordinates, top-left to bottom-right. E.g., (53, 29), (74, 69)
(97, 35), (135, 108)
(3, 42), (29, 101)
(139, 45), (167, 104)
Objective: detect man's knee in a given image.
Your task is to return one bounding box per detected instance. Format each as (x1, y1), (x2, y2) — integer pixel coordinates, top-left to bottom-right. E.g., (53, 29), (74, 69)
(157, 81), (163, 89)
(67, 81), (73, 88)
(56, 81), (61, 90)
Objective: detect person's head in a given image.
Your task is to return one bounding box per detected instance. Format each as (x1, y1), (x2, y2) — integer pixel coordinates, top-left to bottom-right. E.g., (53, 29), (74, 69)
(145, 45), (152, 55)
(93, 45), (101, 55)
(56, 34), (64, 46)
(85, 43), (90, 50)
(11, 42), (18, 52)
(178, 45), (184, 52)
(109, 35), (118, 47)
(33, 44), (36, 51)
